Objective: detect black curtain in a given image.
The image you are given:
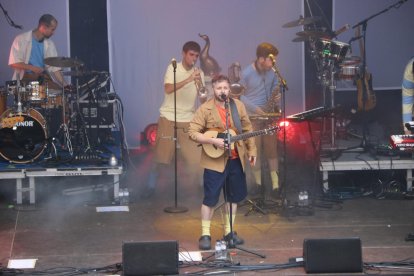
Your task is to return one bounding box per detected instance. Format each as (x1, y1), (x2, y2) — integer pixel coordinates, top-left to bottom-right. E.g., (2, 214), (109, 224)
(69, 0), (109, 73)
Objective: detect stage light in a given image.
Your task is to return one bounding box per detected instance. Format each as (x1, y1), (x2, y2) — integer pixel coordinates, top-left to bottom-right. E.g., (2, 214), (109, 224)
(143, 123), (158, 146)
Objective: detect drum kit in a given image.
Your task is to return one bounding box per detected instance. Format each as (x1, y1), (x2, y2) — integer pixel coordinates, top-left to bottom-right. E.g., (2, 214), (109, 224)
(285, 15), (359, 148)
(285, 15), (360, 86)
(0, 57), (111, 164)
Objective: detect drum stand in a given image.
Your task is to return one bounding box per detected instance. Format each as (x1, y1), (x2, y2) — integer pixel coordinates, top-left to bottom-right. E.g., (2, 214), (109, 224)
(55, 82), (73, 156)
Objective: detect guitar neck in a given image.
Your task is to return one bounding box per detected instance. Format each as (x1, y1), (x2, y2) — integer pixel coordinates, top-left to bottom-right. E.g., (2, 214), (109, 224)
(230, 127), (277, 143)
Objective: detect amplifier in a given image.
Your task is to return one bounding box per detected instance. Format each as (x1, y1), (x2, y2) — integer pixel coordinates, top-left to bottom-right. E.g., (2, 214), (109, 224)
(76, 99), (116, 128)
(303, 237), (363, 273)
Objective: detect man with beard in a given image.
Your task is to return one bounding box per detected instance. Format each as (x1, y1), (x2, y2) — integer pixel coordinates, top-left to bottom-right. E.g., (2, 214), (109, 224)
(188, 74), (257, 250)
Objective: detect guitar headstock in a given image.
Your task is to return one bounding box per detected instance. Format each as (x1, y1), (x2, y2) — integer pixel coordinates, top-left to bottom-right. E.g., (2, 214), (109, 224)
(266, 124), (280, 134)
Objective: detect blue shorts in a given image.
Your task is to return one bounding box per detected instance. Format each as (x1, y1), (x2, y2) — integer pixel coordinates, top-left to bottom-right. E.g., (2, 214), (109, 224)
(202, 158), (247, 207)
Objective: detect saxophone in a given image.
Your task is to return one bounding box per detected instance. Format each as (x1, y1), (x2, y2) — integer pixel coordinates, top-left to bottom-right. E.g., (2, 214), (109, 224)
(263, 85), (281, 113)
(262, 60), (285, 113)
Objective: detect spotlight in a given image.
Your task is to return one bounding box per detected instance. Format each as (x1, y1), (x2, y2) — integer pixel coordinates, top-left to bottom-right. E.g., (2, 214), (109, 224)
(143, 123), (158, 146)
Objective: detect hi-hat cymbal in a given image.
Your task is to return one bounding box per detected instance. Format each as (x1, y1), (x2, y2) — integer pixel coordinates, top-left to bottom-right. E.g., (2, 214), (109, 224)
(62, 71), (91, 77)
(282, 16), (320, 28)
(296, 30), (332, 39)
(44, 57), (84, 68)
(62, 70), (109, 77)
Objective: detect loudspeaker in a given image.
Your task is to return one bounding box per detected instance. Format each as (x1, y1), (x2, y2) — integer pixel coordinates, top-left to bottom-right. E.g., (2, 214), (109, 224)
(303, 237), (363, 273)
(122, 240), (179, 276)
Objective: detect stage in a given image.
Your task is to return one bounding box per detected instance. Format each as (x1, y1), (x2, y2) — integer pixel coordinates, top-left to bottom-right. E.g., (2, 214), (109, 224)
(0, 146), (413, 275)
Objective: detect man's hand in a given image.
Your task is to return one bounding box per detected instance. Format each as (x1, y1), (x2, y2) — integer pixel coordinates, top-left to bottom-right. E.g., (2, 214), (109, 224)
(249, 156), (256, 166)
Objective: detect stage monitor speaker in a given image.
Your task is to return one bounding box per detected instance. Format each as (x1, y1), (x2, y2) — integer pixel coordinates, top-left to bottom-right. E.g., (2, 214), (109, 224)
(303, 237), (363, 273)
(122, 240), (179, 276)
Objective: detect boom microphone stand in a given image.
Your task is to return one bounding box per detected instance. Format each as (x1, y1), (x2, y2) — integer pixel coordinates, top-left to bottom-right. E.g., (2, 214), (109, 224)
(223, 95), (265, 258)
(270, 59), (289, 208)
(164, 59), (188, 213)
(349, 0), (408, 151)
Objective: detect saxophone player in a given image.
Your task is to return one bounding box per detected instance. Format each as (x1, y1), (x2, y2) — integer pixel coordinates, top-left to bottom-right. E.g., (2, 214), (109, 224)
(240, 42), (281, 197)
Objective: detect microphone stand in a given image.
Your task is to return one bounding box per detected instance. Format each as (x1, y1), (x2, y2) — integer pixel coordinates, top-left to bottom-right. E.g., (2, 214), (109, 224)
(223, 97), (265, 258)
(271, 65), (288, 208)
(348, 0), (407, 152)
(164, 60), (188, 213)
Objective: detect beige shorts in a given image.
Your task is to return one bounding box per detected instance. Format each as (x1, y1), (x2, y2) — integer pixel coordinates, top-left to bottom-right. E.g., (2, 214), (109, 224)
(153, 116), (201, 165)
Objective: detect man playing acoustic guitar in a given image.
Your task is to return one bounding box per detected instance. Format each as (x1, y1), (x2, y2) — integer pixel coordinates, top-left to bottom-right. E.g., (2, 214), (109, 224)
(188, 74), (257, 250)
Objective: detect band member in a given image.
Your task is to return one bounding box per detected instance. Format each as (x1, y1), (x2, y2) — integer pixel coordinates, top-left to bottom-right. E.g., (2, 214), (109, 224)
(188, 74), (257, 250)
(141, 41), (205, 198)
(240, 42), (281, 196)
(8, 14), (65, 86)
(402, 56), (414, 134)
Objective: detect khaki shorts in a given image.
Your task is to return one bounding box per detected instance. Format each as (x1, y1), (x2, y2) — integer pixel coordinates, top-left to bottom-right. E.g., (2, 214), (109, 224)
(154, 116), (201, 165)
(252, 120), (278, 160)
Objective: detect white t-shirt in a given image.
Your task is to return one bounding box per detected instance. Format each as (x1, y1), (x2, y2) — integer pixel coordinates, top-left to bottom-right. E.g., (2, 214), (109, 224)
(159, 62), (205, 122)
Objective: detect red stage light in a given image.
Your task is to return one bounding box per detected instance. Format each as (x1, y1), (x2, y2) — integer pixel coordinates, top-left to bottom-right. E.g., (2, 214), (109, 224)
(143, 123), (158, 146)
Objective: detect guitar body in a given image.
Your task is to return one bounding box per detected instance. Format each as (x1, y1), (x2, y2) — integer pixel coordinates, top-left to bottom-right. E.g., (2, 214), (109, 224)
(202, 129), (237, 158)
(357, 71), (376, 111)
(201, 125), (280, 158)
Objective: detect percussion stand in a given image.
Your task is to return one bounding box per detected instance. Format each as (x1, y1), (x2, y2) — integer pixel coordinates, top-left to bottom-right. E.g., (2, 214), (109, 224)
(328, 61), (337, 149)
(72, 77), (92, 152)
(58, 80), (73, 156)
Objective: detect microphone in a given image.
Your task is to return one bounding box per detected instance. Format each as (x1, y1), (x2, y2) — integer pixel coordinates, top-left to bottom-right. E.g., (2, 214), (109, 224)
(268, 54), (275, 65)
(334, 24), (350, 37)
(220, 93), (227, 101)
(171, 58), (177, 69)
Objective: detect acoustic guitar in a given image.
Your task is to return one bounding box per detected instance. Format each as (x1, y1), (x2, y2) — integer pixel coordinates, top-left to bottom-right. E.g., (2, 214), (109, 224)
(202, 125), (280, 158)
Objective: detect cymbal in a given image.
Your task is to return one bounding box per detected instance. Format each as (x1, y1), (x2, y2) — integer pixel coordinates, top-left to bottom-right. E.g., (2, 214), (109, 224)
(282, 16), (320, 28)
(44, 57), (84, 68)
(296, 30), (332, 39)
(62, 70), (107, 77)
(292, 36), (309, 42)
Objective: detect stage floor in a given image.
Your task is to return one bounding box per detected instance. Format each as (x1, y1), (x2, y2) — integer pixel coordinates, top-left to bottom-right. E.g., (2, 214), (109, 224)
(0, 148), (413, 275)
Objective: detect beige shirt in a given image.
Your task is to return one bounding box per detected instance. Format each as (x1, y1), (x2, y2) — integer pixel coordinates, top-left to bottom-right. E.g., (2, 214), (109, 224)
(159, 62), (205, 122)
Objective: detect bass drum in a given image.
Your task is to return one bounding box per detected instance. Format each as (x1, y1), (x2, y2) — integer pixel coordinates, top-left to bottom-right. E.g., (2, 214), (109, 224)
(0, 108), (47, 163)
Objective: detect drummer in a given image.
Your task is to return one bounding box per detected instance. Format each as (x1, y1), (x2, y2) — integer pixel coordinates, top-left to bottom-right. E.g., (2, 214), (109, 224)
(239, 42), (281, 197)
(8, 14), (66, 87)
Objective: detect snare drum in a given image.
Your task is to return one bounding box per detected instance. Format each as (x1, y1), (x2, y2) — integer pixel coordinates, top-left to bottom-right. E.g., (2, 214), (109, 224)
(41, 89), (63, 109)
(0, 108), (47, 163)
(339, 56), (361, 80)
(315, 39), (349, 63)
(27, 81), (47, 102)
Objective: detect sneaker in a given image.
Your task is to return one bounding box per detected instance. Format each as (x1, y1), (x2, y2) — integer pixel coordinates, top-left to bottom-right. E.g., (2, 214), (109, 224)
(223, 231), (244, 245)
(198, 235), (211, 250)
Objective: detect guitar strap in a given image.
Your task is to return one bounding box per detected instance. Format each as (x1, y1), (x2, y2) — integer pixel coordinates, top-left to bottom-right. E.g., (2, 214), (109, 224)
(229, 98), (242, 134)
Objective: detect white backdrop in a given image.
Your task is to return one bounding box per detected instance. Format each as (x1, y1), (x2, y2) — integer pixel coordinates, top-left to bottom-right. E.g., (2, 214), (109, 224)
(107, 0), (306, 148)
